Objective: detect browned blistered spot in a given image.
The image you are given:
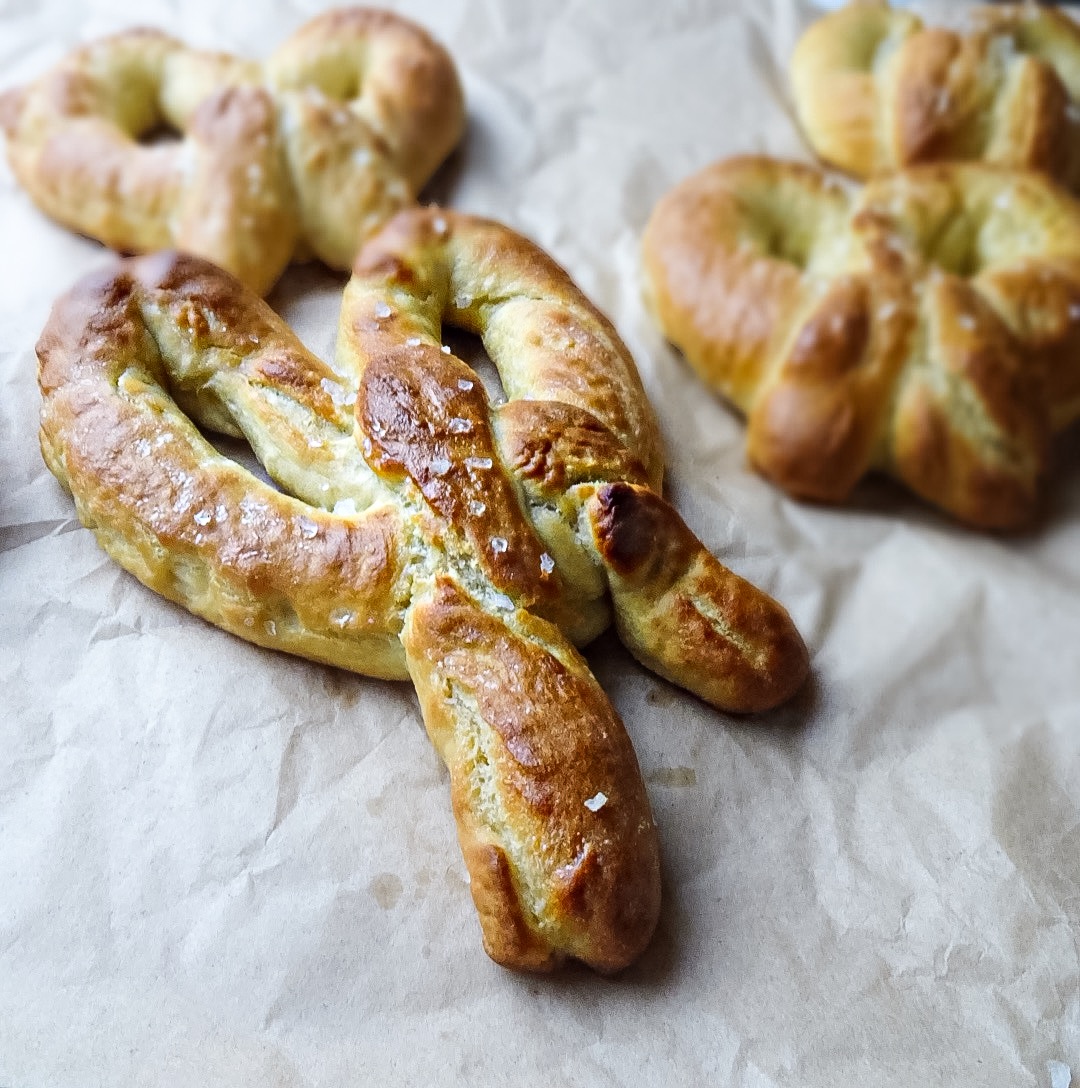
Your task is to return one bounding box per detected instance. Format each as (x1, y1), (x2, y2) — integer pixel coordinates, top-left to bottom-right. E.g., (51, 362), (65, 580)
(589, 482), (693, 578)
(495, 400), (648, 499)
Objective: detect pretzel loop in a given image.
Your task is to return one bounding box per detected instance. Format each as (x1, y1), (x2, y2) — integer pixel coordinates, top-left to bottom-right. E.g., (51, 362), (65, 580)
(1, 8), (465, 294)
(38, 212), (808, 970)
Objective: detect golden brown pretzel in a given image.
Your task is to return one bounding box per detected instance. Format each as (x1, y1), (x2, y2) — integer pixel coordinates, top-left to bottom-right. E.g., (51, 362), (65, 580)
(642, 156), (1080, 529)
(1, 8), (464, 295)
(37, 210), (808, 972)
(791, 1), (1080, 188)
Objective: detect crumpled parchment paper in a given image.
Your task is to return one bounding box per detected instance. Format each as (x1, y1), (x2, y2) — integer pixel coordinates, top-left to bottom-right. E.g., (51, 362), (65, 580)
(0, 1), (1077, 1085)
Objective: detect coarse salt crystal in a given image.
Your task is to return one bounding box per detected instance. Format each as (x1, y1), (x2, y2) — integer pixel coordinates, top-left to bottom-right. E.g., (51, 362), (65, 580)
(333, 498), (358, 516)
(490, 591), (514, 611)
(457, 377), (474, 391)
(193, 509), (212, 526)
(465, 456), (493, 471)
(958, 314), (976, 330)
(1048, 1061), (1071, 1088)
(374, 301), (392, 319)
(297, 516), (319, 538)
(491, 536), (508, 553)
(432, 215), (448, 234)
(406, 336), (422, 347)
(431, 456), (452, 476)
(331, 608), (355, 629)
(448, 417), (472, 434)
(441, 344), (452, 355)
(584, 792), (608, 812)
(540, 552), (555, 574)
(468, 500), (486, 516)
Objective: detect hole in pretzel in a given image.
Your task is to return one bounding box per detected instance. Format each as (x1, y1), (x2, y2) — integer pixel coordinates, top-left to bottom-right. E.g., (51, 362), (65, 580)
(206, 433), (282, 491)
(442, 327), (507, 406)
(135, 119), (184, 147)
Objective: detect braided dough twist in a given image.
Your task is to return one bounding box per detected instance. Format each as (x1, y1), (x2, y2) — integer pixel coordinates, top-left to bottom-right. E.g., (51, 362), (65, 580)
(37, 210), (808, 972)
(792, 2), (1080, 188)
(1, 8), (464, 295)
(642, 157), (1080, 529)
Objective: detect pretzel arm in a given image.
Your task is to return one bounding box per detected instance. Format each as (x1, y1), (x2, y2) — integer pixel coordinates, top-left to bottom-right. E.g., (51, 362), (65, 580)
(403, 575), (660, 972)
(37, 253), (409, 678)
(583, 483), (808, 714)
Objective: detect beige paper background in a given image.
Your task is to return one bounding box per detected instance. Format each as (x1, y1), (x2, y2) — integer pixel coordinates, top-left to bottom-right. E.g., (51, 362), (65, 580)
(1, 1), (1077, 1084)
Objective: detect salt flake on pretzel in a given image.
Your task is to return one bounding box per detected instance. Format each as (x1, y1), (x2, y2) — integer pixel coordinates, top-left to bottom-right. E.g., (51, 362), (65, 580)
(37, 210), (808, 972)
(1, 8), (464, 295)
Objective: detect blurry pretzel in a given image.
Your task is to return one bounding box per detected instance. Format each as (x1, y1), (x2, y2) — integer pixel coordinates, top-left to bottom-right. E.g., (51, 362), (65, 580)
(37, 210), (808, 972)
(1, 8), (464, 295)
(642, 156), (1080, 529)
(791, 2), (1080, 188)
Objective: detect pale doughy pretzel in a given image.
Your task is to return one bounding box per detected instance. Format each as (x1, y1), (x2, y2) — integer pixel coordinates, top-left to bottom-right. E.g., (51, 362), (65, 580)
(792, 2), (1080, 188)
(37, 211), (809, 972)
(1, 9), (464, 295)
(642, 156), (1080, 529)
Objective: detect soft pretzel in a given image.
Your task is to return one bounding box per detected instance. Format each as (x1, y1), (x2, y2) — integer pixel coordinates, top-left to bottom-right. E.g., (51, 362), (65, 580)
(791, 2), (1080, 188)
(642, 156), (1080, 529)
(37, 211), (808, 972)
(1, 8), (464, 295)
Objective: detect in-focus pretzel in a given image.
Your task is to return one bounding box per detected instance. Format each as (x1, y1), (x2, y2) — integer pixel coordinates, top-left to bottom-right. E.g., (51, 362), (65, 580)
(642, 156), (1080, 529)
(791, 2), (1080, 188)
(37, 210), (809, 972)
(1, 8), (464, 295)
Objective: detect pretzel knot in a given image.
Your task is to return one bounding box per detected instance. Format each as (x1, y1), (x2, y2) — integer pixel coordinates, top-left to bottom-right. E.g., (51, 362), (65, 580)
(1, 8), (464, 295)
(642, 157), (1080, 529)
(792, 2), (1080, 188)
(37, 209), (808, 972)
